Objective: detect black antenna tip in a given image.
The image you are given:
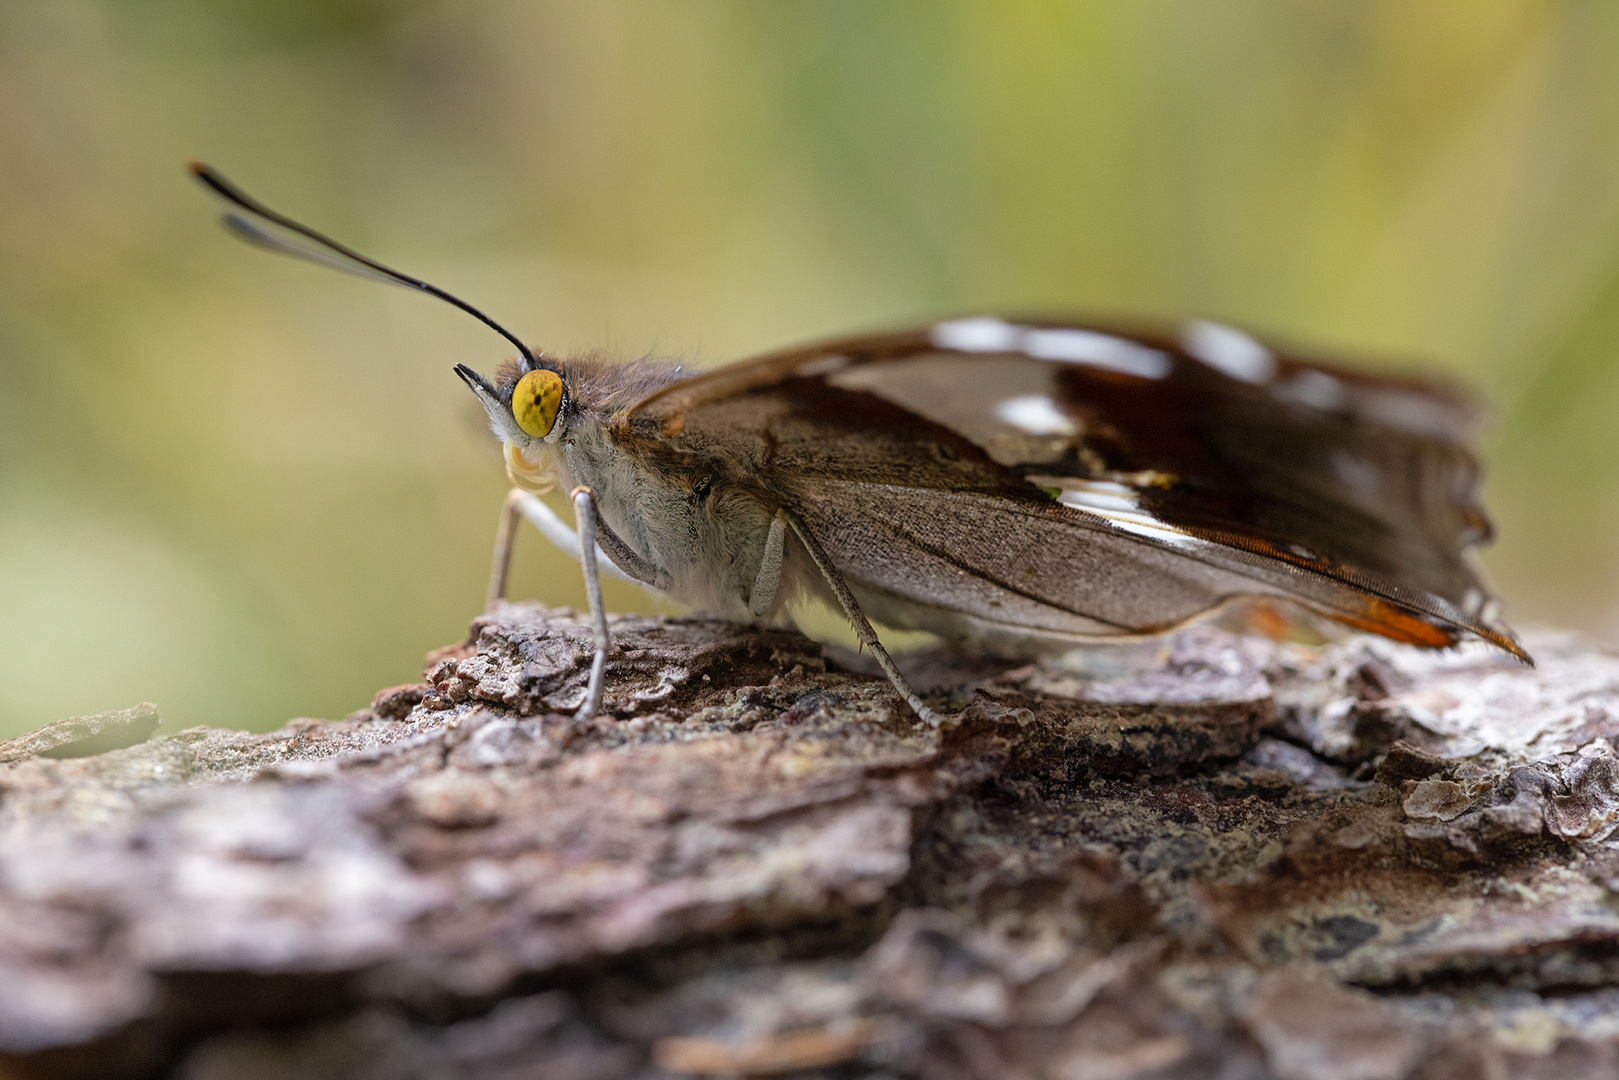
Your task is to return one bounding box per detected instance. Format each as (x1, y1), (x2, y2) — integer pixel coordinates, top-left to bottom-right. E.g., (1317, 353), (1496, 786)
(188, 160), (543, 371)
(187, 161), (242, 205)
(186, 160), (220, 187)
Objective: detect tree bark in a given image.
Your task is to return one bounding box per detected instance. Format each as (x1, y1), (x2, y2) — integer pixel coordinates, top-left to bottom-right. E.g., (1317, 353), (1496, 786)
(2, 603), (1618, 1079)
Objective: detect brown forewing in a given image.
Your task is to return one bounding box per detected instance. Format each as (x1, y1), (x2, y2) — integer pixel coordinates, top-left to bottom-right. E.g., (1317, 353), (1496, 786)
(619, 320), (1525, 659)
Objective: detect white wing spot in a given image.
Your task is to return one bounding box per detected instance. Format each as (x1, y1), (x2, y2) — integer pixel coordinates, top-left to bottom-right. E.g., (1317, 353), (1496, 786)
(1274, 369), (1346, 411)
(994, 394), (1078, 436)
(1330, 448), (1381, 501)
(932, 318), (1171, 380)
(1358, 388), (1470, 439)
(1021, 329), (1172, 379)
(930, 316), (1020, 352)
(1180, 320), (1277, 383)
(1034, 477), (1196, 548)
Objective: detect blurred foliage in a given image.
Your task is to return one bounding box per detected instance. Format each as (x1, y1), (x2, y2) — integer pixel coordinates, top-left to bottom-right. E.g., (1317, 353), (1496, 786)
(3, 0), (1619, 738)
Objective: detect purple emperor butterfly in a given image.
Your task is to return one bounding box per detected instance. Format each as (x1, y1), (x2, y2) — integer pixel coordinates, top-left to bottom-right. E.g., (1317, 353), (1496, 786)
(191, 163), (1528, 726)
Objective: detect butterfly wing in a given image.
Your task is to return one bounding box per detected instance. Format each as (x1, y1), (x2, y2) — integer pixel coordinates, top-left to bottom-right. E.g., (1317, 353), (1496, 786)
(619, 317), (1525, 660)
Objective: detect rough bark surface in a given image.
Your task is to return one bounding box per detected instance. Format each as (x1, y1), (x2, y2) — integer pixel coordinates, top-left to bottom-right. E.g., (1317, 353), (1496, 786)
(4, 602), (1619, 1080)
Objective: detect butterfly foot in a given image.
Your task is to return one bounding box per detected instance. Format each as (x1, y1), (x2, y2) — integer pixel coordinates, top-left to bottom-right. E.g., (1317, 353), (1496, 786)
(912, 703), (957, 729)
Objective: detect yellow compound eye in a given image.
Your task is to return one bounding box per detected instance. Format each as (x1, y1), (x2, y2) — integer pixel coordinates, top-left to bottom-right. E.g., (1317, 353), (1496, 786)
(511, 369), (563, 438)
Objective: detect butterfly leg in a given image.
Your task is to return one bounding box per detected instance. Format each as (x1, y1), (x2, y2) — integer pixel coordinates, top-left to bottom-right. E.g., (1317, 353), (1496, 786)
(748, 511), (788, 618)
(782, 510), (944, 727)
(487, 488), (637, 606)
(487, 489), (525, 606)
(569, 486), (611, 721)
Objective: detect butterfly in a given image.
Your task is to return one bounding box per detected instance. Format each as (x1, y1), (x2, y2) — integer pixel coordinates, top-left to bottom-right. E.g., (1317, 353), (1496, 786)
(190, 163), (1527, 727)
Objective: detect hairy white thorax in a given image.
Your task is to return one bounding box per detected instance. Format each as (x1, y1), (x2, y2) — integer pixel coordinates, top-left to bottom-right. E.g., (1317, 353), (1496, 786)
(543, 416), (782, 622)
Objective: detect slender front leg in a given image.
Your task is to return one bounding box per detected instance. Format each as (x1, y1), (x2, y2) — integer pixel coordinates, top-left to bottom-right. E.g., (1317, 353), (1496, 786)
(749, 511), (787, 618)
(782, 510), (944, 727)
(571, 486), (611, 721)
(488, 489), (641, 605)
(487, 489), (525, 606)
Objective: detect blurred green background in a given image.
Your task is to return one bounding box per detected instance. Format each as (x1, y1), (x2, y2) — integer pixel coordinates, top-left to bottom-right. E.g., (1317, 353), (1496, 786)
(4, 1), (1619, 738)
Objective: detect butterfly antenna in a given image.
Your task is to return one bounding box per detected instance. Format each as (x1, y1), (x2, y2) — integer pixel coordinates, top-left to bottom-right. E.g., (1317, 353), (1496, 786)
(187, 161), (539, 369)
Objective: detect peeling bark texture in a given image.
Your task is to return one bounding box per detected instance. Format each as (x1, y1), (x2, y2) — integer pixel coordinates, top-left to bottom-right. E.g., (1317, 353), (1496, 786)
(4, 603), (1619, 1080)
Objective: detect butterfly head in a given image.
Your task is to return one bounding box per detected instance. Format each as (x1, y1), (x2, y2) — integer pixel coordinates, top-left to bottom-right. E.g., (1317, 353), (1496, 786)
(455, 355), (570, 452)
